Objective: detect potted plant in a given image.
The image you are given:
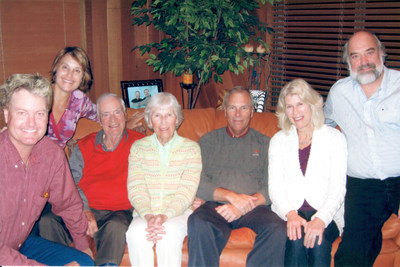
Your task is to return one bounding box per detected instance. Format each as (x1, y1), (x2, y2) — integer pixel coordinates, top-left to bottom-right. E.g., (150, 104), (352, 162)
(131, 0), (274, 108)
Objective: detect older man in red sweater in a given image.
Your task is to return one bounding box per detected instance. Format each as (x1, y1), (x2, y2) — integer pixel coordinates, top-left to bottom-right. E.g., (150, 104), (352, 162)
(39, 93), (144, 266)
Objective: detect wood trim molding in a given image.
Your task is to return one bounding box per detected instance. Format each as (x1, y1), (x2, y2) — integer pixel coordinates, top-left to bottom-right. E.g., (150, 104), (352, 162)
(106, 0), (123, 96)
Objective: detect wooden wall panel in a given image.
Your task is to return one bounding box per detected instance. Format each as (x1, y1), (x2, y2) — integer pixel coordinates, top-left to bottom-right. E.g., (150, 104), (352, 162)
(120, 0), (136, 82)
(121, 0), (160, 81)
(86, 0), (109, 100)
(0, 0), (82, 82)
(107, 0), (123, 96)
(0, 0), (82, 128)
(64, 0), (84, 46)
(0, 1), (4, 83)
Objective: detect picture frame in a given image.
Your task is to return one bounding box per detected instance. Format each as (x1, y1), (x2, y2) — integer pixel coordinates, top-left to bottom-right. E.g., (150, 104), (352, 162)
(120, 79), (163, 109)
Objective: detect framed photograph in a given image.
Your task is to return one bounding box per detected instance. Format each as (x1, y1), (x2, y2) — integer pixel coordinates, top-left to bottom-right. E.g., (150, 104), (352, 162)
(121, 79), (163, 109)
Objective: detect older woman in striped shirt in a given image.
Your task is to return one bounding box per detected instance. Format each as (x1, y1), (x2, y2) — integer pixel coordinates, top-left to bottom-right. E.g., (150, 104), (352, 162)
(126, 92), (202, 267)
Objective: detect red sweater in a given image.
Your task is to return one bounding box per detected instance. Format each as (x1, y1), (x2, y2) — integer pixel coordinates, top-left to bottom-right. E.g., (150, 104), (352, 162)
(78, 130), (144, 211)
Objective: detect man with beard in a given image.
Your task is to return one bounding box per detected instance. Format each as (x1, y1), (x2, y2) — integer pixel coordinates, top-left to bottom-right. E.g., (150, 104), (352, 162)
(324, 31), (400, 266)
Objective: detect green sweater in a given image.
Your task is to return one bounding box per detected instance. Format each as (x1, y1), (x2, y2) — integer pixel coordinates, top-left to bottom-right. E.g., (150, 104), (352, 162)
(197, 127), (271, 204)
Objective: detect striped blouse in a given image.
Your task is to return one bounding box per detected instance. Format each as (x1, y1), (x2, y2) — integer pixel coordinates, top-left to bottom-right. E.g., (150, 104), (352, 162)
(127, 133), (202, 219)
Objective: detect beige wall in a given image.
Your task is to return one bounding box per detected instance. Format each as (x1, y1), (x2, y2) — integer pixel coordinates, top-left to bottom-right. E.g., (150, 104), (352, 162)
(0, 0), (83, 127)
(0, 0), (83, 83)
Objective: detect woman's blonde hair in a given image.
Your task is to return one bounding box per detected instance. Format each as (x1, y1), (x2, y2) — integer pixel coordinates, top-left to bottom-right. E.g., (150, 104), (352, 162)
(276, 79), (324, 132)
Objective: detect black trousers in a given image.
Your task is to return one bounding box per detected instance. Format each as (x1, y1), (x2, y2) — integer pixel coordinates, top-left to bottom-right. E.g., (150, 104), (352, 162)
(335, 176), (400, 267)
(187, 201), (286, 267)
(38, 203), (132, 266)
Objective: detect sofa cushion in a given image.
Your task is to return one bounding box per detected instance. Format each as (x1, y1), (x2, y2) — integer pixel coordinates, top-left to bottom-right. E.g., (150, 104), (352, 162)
(177, 108), (216, 142)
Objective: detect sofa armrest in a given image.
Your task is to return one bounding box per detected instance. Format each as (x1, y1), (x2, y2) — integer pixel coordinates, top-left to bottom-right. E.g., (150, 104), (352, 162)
(383, 214), (400, 247)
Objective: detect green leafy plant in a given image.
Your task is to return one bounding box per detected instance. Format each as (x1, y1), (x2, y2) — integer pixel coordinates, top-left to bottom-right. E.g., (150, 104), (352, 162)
(131, 0), (274, 108)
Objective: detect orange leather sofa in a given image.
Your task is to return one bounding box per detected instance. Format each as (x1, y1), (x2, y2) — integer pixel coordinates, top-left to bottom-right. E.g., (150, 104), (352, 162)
(72, 108), (400, 267)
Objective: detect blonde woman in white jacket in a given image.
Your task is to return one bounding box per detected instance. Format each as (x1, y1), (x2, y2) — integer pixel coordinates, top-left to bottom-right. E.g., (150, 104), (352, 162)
(268, 79), (347, 267)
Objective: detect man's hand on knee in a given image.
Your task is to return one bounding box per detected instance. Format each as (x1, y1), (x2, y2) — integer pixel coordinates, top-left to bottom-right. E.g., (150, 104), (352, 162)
(215, 204), (242, 222)
(226, 192), (257, 215)
(84, 210), (98, 237)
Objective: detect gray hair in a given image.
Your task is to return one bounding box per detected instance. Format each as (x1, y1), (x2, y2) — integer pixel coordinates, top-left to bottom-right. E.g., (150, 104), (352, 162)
(276, 79), (324, 133)
(0, 73), (52, 111)
(96, 93), (126, 118)
(223, 86), (254, 109)
(342, 31), (387, 68)
(144, 92), (183, 130)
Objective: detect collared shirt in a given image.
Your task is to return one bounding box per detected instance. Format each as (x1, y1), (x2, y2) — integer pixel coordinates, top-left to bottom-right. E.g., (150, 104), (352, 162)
(150, 131), (179, 169)
(324, 67), (400, 179)
(225, 126), (250, 138)
(0, 131), (89, 265)
(97, 129), (126, 152)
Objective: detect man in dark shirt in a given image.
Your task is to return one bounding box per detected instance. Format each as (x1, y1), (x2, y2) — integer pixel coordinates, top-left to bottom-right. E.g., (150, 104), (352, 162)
(187, 87), (286, 267)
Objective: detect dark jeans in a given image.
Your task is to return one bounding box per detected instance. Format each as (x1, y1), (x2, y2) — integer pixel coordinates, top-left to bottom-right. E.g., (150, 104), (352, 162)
(335, 176), (400, 267)
(187, 201), (286, 267)
(20, 234), (94, 266)
(285, 209), (339, 267)
(38, 203), (132, 266)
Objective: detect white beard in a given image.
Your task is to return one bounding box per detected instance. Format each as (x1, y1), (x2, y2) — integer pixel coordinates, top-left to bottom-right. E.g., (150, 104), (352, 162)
(350, 62), (384, 85)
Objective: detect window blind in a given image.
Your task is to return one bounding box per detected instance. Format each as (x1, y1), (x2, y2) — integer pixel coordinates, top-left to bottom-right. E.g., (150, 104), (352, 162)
(267, 0), (400, 111)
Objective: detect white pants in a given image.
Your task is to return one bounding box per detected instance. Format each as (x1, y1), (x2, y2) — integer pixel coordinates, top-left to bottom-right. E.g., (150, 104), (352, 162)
(126, 210), (191, 267)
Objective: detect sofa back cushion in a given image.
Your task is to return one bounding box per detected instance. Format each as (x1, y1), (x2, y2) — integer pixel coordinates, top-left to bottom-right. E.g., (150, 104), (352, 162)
(177, 108), (217, 142)
(72, 108), (280, 144)
(249, 112), (280, 138)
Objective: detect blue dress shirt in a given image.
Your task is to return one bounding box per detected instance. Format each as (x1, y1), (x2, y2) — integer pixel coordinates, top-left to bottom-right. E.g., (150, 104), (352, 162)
(324, 67), (400, 179)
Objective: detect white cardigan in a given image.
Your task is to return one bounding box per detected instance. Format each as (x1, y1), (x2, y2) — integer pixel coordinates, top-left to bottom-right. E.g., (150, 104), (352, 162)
(268, 124), (347, 234)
